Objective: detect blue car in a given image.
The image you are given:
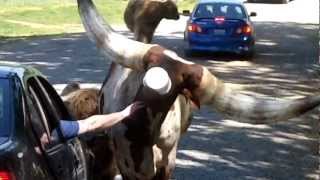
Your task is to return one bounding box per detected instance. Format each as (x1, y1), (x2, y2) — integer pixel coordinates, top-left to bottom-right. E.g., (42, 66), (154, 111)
(184, 0), (257, 57)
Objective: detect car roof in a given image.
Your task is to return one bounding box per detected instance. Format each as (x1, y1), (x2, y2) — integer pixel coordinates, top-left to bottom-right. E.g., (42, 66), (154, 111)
(0, 61), (44, 84)
(198, 0), (244, 5)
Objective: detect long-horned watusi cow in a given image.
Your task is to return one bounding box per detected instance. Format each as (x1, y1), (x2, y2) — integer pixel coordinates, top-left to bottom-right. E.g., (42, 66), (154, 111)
(124, 0), (179, 43)
(77, 0), (320, 179)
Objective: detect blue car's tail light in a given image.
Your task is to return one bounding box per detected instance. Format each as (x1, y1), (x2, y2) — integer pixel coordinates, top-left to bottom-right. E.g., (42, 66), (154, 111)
(188, 23), (202, 33)
(235, 24), (253, 35)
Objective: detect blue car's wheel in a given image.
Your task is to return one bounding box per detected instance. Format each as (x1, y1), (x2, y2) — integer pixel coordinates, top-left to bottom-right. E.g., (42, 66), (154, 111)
(242, 50), (254, 59)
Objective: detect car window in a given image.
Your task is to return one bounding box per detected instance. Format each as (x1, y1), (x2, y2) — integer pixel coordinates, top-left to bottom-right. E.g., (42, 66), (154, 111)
(0, 78), (10, 137)
(194, 3), (246, 19)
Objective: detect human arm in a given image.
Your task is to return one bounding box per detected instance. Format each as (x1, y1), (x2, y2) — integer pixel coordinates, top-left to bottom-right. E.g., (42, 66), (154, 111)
(77, 112), (124, 135)
(50, 102), (145, 140)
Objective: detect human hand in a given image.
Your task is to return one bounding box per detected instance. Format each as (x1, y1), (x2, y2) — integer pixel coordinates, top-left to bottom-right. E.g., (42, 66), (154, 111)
(40, 133), (50, 149)
(40, 131), (60, 149)
(120, 101), (146, 120)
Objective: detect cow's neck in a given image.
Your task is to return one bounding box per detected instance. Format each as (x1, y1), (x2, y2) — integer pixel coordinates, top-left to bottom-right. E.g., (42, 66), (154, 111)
(123, 86), (178, 146)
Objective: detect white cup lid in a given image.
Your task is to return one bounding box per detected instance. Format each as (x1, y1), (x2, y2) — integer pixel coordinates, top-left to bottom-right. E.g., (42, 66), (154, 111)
(143, 67), (172, 95)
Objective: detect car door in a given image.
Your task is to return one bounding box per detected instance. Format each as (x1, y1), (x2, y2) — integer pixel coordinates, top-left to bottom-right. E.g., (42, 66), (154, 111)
(26, 76), (88, 180)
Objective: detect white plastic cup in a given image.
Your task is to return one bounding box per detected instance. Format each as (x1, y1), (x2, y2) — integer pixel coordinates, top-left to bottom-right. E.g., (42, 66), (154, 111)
(143, 67), (172, 95)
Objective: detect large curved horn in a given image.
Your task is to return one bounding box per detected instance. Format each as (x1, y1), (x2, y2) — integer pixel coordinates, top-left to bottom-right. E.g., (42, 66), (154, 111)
(142, 47), (320, 124)
(77, 0), (154, 70)
(197, 67), (320, 124)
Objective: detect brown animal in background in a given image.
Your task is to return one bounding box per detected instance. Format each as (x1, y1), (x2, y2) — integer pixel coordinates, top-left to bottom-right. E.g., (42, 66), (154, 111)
(61, 83), (117, 180)
(124, 0), (179, 43)
(78, 0), (320, 179)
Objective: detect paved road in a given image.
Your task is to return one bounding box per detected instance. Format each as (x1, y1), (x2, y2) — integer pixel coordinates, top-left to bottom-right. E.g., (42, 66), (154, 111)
(0, 0), (319, 179)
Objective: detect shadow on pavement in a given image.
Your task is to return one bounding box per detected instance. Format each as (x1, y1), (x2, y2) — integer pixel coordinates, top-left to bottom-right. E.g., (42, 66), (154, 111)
(173, 106), (319, 180)
(0, 33), (109, 84)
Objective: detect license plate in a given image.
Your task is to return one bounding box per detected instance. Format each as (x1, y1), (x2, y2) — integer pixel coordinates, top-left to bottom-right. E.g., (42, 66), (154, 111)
(213, 29), (226, 35)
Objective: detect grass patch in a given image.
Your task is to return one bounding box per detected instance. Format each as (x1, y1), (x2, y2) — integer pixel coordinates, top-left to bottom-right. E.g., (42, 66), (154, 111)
(0, 0), (196, 37)
(178, 0), (197, 11)
(0, 0), (127, 37)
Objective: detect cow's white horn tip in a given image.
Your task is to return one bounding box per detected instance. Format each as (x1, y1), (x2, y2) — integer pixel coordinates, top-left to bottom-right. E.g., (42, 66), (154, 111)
(143, 67), (172, 95)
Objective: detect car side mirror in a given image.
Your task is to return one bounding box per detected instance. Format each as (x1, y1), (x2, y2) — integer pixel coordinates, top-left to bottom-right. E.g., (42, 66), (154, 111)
(182, 10), (191, 16)
(250, 12), (257, 17)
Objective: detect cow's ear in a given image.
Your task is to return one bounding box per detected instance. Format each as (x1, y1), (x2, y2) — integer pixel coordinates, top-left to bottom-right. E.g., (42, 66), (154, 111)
(181, 64), (203, 109)
(182, 89), (200, 109)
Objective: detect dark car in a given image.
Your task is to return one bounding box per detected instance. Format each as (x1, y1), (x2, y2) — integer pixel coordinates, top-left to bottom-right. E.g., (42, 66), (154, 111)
(0, 62), (88, 180)
(184, 0), (257, 57)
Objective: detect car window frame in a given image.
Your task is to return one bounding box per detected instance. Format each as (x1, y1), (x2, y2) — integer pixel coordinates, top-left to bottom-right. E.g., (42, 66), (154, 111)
(28, 85), (52, 138)
(36, 77), (73, 122)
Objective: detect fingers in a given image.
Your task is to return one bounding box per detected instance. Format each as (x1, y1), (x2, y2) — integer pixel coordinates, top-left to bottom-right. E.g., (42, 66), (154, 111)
(120, 104), (134, 118)
(121, 101), (146, 120)
(40, 133), (50, 149)
(130, 101), (146, 113)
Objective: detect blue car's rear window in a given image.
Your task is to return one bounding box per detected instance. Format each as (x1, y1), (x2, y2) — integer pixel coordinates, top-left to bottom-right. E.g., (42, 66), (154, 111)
(194, 3), (246, 19)
(0, 79), (10, 137)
